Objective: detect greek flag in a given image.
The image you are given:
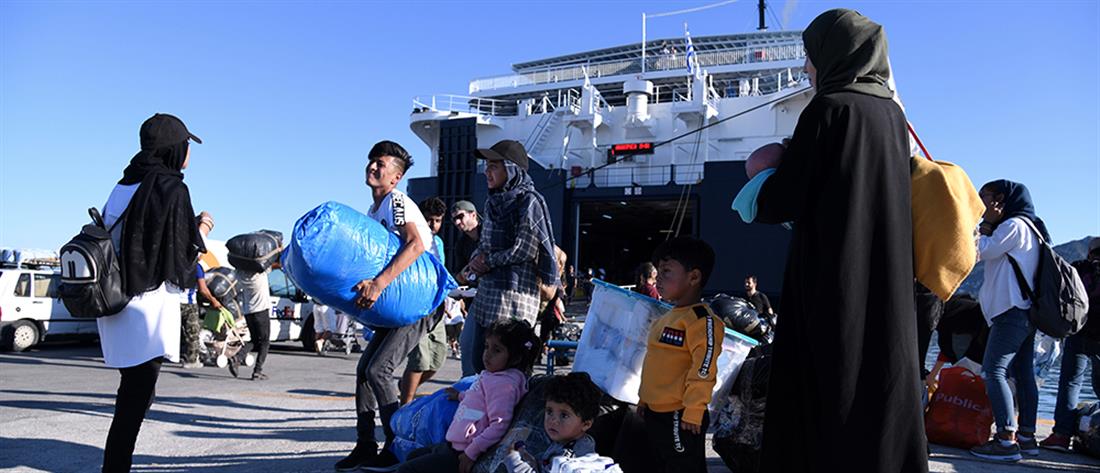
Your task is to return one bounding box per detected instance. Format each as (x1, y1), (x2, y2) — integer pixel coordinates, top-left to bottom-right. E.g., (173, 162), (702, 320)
(685, 26), (699, 78)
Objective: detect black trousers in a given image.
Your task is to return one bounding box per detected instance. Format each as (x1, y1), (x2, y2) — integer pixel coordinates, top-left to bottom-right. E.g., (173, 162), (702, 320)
(395, 442), (461, 473)
(355, 314), (434, 448)
(243, 311), (270, 373)
(102, 358), (162, 473)
(643, 407), (709, 473)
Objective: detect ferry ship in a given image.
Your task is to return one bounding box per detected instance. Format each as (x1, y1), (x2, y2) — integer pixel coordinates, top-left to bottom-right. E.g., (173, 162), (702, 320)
(406, 13), (812, 294)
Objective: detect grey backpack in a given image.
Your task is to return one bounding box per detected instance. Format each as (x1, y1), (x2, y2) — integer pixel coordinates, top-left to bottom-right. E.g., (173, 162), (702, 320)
(1007, 218), (1090, 338)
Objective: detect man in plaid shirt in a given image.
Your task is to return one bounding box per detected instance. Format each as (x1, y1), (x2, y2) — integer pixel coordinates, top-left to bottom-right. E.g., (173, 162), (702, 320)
(461, 140), (558, 376)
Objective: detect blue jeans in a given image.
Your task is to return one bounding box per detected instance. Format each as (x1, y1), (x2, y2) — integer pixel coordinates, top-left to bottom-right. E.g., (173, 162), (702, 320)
(459, 319), (487, 377)
(1052, 332), (1100, 435)
(981, 307), (1038, 434)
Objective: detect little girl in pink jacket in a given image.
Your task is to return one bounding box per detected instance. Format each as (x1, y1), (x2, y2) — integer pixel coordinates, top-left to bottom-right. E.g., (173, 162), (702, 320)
(396, 319), (542, 473)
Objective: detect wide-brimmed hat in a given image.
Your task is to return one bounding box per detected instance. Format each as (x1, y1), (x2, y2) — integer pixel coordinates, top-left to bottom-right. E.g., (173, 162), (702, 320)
(475, 140), (529, 171)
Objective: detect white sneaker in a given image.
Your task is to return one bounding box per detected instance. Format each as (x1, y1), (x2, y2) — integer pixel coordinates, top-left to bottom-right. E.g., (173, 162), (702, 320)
(182, 361), (204, 369)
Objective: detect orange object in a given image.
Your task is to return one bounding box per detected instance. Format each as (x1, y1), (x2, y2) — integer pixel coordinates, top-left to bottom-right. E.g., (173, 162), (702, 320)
(924, 367), (994, 449)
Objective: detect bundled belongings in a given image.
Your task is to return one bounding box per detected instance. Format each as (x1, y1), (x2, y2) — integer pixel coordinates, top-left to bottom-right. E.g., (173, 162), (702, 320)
(910, 157), (985, 301)
(227, 230), (283, 273)
(573, 280), (756, 405)
(707, 294), (773, 344)
(390, 376), (477, 461)
(1077, 402), (1100, 458)
(713, 344), (772, 473)
(924, 366), (994, 449)
(282, 201), (457, 328)
(570, 280), (670, 403)
(203, 267), (242, 320)
(545, 454), (622, 473)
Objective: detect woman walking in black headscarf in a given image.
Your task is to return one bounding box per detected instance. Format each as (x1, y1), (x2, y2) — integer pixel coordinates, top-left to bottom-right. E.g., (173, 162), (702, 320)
(749, 9), (928, 472)
(969, 180), (1046, 462)
(98, 114), (205, 472)
(460, 140), (559, 376)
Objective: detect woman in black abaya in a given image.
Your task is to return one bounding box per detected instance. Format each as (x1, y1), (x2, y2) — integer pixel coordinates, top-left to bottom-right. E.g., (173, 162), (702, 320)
(753, 9), (927, 472)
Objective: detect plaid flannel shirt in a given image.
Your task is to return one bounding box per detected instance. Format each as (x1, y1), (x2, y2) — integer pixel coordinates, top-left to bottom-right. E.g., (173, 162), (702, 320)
(468, 194), (557, 328)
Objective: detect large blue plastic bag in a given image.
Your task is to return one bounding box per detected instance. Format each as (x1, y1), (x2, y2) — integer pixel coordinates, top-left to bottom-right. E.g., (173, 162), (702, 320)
(390, 376), (478, 461)
(282, 201), (458, 328)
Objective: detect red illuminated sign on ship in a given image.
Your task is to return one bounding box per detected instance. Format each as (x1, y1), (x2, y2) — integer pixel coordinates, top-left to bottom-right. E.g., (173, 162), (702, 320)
(607, 142), (655, 160)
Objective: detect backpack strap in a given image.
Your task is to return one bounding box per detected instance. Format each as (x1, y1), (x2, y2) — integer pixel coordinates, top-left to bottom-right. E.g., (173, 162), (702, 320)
(104, 200), (134, 234)
(1006, 255), (1036, 302)
(1015, 216), (1048, 246)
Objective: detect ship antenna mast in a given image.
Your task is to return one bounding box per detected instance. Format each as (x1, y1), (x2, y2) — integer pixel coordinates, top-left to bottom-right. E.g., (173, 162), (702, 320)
(758, 0), (767, 30)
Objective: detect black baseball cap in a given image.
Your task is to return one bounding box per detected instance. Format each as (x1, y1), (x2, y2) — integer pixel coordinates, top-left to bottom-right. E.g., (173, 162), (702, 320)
(475, 140), (529, 171)
(140, 113), (202, 150)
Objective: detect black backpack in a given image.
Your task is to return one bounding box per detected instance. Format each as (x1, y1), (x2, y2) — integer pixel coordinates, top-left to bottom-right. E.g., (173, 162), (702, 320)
(57, 207), (131, 318)
(1007, 218), (1090, 338)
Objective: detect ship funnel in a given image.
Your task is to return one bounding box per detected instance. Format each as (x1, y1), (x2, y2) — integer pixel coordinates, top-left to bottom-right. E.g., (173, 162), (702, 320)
(624, 79), (654, 123)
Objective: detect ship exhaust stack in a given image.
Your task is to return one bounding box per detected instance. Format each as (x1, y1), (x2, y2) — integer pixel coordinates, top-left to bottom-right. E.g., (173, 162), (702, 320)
(624, 79), (654, 123)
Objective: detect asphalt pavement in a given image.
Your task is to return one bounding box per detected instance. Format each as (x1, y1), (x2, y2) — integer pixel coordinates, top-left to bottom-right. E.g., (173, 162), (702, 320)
(1, 341), (1098, 472)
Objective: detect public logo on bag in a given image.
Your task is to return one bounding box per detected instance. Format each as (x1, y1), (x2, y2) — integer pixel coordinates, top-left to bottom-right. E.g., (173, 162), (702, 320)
(931, 392), (984, 413)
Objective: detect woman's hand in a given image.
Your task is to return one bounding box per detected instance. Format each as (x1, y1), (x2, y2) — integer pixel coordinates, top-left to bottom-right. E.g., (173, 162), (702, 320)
(981, 200), (1004, 225)
(924, 372), (939, 392)
(978, 221), (996, 237)
(445, 387), (460, 401)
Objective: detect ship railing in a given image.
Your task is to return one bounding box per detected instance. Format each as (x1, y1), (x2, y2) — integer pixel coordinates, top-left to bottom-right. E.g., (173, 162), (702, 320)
(412, 94), (510, 116)
(572, 162), (705, 188)
(591, 88), (614, 114)
(469, 41), (805, 93)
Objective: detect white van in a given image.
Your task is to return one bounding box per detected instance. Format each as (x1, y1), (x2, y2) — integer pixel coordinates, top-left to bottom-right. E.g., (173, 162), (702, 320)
(266, 268), (317, 350)
(0, 264), (97, 351)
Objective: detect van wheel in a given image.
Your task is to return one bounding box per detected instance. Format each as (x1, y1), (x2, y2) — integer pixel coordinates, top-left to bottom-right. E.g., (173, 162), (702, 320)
(300, 315), (316, 351)
(5, 321), (40, 352)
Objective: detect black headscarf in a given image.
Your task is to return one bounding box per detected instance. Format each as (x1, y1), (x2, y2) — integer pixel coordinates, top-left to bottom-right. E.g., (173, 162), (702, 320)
(117, 140), (205, 296)
(802, 9), (893, 99)
(982, 179), (1052, 242)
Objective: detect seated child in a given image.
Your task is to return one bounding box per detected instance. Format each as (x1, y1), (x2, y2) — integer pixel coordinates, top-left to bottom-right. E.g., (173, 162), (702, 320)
(395, 319), (542, 473)
(745, 142), (785, 179)
(637, 237), (724, 473)
(504, 372), (602, 473)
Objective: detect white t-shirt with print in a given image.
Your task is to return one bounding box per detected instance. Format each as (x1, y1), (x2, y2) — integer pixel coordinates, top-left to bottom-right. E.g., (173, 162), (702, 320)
(367, 189), (438, 260)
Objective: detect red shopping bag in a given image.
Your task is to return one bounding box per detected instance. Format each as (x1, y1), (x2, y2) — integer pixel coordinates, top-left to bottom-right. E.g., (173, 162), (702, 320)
(924, 366), (994, 448)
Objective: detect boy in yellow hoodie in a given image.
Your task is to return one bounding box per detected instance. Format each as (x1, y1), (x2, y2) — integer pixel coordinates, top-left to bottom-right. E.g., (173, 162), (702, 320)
(637, 237), (724, 473)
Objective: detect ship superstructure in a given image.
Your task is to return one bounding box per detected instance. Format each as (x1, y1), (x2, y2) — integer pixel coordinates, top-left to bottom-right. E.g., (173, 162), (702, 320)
(407, 29), (813, 292)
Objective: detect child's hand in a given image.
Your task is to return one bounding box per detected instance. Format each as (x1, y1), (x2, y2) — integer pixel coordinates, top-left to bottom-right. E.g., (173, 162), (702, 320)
(458, 453), (475, 473)
(681, 420), (702, 435)
(445, 387), (460, 401)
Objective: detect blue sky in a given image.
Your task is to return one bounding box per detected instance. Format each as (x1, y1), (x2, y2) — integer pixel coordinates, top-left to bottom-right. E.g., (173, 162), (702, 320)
(2, 0), (1097, 251)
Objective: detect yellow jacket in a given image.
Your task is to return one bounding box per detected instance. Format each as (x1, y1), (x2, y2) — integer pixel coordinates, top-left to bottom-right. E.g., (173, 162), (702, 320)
(639, 303), (725, 425)
(911, 156), (985, 301)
